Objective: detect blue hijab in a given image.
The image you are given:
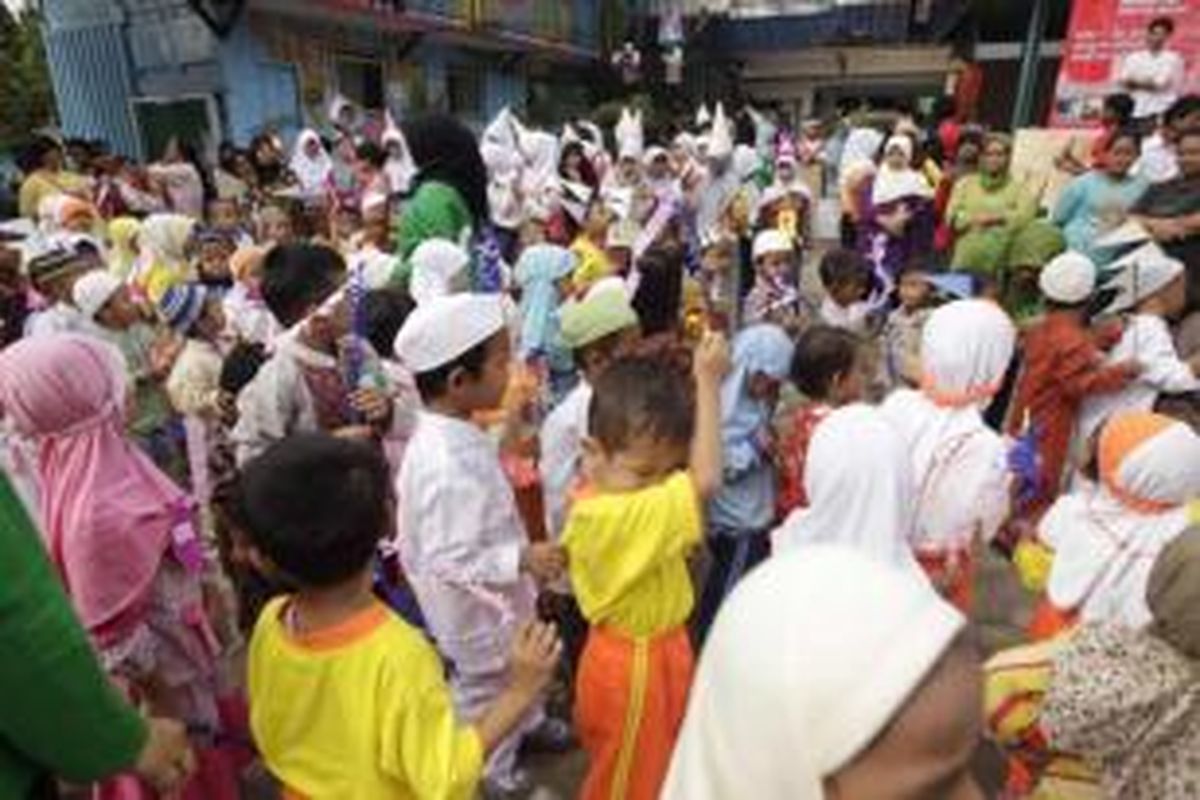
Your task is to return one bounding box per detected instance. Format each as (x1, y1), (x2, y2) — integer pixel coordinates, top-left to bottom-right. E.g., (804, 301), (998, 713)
(515, 244), (576, 367)
(720, 324), (795, 476)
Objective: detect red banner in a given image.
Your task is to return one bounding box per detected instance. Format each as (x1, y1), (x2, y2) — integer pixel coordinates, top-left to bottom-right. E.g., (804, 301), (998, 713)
(1052, 0), (1200, 127)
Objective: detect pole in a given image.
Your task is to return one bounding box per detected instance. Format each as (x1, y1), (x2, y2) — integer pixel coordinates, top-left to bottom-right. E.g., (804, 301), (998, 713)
(1012, 0), (1050, 129)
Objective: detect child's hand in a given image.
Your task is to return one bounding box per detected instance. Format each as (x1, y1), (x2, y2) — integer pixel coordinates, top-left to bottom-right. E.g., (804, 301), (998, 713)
(332, 424), (376, 443)
(693, 330), (731, 386)
(1116, 359), (1143, 380)
(134, 717), (196, 796)
(521, 542), (567, 583)
(350, 387), (394, 428)
(508, 621), (562, 699)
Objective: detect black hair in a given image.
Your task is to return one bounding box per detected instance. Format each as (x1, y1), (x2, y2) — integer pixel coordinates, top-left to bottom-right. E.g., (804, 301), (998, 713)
(818, 248), (872, 292)
(237, 434), (390, 587)
(589, 356), (694, 453)
(1165, 95), (1200, 127)
(631, 246), (685, 337)
(363, 288), (415, 357)
(1102, 93), (1135, 125)
(412, 336), (492, 402)
(1149, 16), (1175, 35)
(1106, 126), (1143, 152)
(17, 136), (62, 174)
(260, 243), (345, 327)
(219, 341), (268, 395)
(356, 141), (387, 171)
(402, 114), (489, 224)
(559, 141), (598, 188)
(896, 256), (932, 280)
(790, 325), (861, 400)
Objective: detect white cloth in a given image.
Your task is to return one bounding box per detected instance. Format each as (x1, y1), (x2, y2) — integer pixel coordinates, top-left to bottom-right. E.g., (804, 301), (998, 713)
(1043, 420), (1200, 627)
(772, 405), (922, 574)
(871, 164), (933, 206)
(72, 270), (122, 320)
(1133, 133), (1179, 184)
(222, 284), (280, 348)
(408, 239), (470, 306)
(539, 380), (592, 541)
(288, 129), (333, 198)
(1040, 251), (1096, 305)
(838, 128), (885, 185)
(818, 296), (872, 335)
(880, 300), (1016, 552)
(662, 545), (964, 800)
(231, 336), (327, 466)
(23, 301), (100, 339)
(1117, 49), (1185, 119)
(165, 338), (222, 418)
(1079, 314), (1200, 441)
(1103, 241), (1184, 314)
(393, 294), (504, 374)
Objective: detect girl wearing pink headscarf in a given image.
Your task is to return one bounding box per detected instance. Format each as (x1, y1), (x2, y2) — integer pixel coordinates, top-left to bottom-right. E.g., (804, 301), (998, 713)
(0, 335), (240, 800)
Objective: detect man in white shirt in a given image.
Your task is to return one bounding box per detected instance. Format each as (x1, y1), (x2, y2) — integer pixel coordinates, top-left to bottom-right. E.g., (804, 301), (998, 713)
(1117, 17), (1186, 124)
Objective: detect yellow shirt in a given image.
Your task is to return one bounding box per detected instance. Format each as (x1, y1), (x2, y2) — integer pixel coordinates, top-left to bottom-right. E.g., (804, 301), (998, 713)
(248, 597), (483, 800)
(18, 170), (90, 219)
(570, 236), (613, 290)
(563, 472), (701, 637)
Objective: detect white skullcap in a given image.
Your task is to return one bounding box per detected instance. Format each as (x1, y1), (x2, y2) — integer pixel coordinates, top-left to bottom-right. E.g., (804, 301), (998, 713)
(409, 238), (470, 306)
(752, 229), (793, 261)
(662, 545), (964, 800)
(71, 269), (121, 320)
(1039, 251), (1096, 305)
(1104, 241), (1185, 313)
(394, 293), (505, 374)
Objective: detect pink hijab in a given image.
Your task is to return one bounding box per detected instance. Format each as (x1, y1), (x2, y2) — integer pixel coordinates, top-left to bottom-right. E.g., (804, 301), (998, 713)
(0, 334), (197, 645)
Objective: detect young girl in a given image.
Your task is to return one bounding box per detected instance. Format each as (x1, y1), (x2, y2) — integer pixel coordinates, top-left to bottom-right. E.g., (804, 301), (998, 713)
(880, 299), (1017, 612)
(0, 334), (241, 799)
(743, 229), (806, 332)
(695, 324), (794, 644)
(777, 325), (868, 516)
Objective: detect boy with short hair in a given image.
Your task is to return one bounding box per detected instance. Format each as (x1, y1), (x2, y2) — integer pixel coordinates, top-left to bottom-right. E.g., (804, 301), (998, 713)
(1007, 252), (1138, 515)
(240, 433), (560, 798)
(564, 331), (729, 800)
(817, 247), (878, 334)
(743, 229), (805, 332)
(394, 293), (568, 797)
(880, 259), (935, 390)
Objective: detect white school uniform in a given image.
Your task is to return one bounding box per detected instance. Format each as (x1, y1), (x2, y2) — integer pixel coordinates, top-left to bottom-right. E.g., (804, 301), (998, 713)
(539, 380), (592, 539)
(395, 410), (541, 782)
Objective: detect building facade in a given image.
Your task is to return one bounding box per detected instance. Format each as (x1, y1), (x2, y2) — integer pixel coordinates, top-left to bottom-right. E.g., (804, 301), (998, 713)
(40, 0), (616, 160)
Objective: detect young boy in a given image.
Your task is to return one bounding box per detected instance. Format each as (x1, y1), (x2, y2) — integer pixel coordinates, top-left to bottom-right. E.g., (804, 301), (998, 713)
(1007, 252), (1138, 515)
(880, 259), (935, 390)
(743, 228), (805, 332)
(23, 244), (100, 338)
(777, 325), (868, 516)
(239, 433), (561, 798)
(563, 331), (730, 800)
(1079, 242), (1200, 444)
(818, 247), (878, 335)
(394, 293), (568, 797)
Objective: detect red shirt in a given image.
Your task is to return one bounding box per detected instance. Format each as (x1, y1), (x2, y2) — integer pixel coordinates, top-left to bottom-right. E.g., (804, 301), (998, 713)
(1007, 313), (1130, 513)
(777, 403), (832, 517)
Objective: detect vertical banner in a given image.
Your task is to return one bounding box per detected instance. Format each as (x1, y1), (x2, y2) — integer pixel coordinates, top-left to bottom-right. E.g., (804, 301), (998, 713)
(1052, 0), (1200, 127)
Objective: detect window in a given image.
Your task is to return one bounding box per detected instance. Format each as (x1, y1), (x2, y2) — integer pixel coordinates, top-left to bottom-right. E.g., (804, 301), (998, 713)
(335, 55), (385, 110)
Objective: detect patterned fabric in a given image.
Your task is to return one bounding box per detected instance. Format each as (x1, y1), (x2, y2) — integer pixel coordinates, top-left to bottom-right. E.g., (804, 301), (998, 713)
(1043, 624), (1200, 800)
(776, 403), (832, 517)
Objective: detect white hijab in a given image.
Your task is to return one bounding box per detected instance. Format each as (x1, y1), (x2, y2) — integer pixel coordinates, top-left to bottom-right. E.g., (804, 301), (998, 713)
(872, 135), (934, 206)
(773, 405), (922, 573)
(662, 546), (964, 800)
(289, 129), (333, 197)
(1044, 414), (1200, 628)
(382, 114), (416, 195)
(408, 238), (470, 306)
(880, 300), (1016, 551)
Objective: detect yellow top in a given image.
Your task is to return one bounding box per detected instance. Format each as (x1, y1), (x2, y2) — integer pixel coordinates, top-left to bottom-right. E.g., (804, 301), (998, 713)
(18, 170), (90, 219)
(248, 597), (483, 800)
(570, 236), (613, 290)
(563, 471), (702, 637)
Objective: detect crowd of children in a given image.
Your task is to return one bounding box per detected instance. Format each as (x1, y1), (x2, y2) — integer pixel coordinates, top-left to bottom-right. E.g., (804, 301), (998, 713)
(2, 69), (1200, 800)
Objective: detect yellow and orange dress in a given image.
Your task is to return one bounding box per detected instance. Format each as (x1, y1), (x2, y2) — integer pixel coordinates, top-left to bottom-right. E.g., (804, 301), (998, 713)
(562, 471), (701, 800)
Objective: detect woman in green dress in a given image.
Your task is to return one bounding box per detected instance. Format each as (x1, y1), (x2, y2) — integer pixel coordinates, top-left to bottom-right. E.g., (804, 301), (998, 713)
(0, 473), (194, 798)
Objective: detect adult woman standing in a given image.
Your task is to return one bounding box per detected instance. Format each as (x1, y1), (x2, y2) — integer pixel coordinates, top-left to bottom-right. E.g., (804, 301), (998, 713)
(1053, 129), (1149, 264)
(947, 133), (1044, 278)
(17, 136), (91, 220)
(858, 134), (936, 286)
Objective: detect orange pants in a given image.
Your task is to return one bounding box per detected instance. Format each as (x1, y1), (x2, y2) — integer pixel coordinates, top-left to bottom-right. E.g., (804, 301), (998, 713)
(575, 626), (694, 800)
(915, 549), (975, 614)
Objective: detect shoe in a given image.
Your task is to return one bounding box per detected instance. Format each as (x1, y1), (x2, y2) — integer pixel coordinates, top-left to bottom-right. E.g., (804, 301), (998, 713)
(520, 716), (577, 755)
(482, 769), (532, 800)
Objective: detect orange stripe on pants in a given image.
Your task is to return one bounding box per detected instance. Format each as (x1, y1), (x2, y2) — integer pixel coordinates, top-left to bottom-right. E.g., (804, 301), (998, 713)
(915, 549), (975, 614)
(575, 626), (693, 800)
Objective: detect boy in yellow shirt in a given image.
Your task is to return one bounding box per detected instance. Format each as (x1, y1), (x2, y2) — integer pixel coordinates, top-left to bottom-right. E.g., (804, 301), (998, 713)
(239, 433), (561, 799)
(563, 330), (730, 800)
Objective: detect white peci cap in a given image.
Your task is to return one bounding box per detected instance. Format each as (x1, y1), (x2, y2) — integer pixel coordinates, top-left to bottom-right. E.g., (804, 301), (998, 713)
(1038, 251), (1096, 305)
(393, 293), (505, 374)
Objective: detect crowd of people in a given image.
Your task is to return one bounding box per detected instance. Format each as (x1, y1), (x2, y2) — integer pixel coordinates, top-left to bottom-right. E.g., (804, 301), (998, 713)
(1, 24), (1200, 798)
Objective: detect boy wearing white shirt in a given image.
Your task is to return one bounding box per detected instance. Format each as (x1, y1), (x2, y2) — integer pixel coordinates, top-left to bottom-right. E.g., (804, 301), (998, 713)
(1118, 17), (1186, 124)
(394, 293), (567, 798)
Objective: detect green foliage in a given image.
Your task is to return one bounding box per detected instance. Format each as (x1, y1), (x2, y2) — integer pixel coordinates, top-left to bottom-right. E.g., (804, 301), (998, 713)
(0, 7), (55, 150)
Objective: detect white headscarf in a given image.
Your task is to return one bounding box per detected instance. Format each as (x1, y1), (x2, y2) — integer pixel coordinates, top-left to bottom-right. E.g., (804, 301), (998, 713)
(872, 135), (933, 206)
(773, 405), (922, 573)
(382, 113), (416, 195)
(408, 238), (470, 306)
(1044, 413), (1200, 628)
(288, 129), (333, 198)
(662, 546), (964, 800)
(880, 300), (1016, 551)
